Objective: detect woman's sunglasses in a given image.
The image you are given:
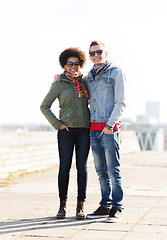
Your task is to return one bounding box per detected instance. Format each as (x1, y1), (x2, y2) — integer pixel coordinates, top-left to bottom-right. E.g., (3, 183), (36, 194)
(66, 61), (80, 67)
(89, 50), (103, 57)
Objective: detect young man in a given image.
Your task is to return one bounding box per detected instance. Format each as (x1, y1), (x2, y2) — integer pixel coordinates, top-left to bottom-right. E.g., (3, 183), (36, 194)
(85, 41), (126, 223)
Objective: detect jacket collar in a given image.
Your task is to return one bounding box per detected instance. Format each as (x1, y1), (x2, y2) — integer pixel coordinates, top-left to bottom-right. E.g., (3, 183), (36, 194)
(60, 73), (83, 82)
(90, 61), (116, 78)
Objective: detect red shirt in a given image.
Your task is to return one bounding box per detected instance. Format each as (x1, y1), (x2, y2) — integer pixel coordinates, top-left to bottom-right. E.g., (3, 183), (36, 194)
(90, 122), (121, 131)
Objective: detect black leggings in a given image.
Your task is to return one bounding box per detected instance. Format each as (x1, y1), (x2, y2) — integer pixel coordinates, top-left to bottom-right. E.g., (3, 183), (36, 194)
(57, 128), (90, 202)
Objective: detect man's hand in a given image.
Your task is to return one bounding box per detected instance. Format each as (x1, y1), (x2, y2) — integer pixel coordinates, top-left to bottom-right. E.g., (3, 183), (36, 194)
(54, 74), (60, 82)
(59, 124), (69, 131)
(100, 127), (113, 136)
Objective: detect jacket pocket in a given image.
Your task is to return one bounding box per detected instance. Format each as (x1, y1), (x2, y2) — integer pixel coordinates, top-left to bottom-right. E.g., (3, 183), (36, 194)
(60, 105), (74, 123)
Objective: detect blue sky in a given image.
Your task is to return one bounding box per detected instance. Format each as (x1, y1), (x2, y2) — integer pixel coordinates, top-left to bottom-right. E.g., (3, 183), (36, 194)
(0, 0), (167, 124)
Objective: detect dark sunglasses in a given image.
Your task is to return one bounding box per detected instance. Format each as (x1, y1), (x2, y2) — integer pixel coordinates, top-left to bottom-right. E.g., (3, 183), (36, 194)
(89, 50), (103, 57)
(66, 61), (80, 67)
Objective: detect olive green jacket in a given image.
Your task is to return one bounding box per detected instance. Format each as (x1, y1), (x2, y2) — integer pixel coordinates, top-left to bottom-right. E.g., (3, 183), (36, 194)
(40, 74), (90, 130)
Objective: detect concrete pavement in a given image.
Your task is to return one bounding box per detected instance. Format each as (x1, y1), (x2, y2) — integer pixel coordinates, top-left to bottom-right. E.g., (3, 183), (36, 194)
(0, 151), (167, 239)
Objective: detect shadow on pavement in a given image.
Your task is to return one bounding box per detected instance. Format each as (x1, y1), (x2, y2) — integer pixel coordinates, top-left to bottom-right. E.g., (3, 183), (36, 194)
(0, 216), (100, 235)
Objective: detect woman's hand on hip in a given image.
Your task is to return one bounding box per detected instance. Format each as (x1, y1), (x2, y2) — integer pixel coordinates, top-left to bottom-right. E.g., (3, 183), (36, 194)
(59, 124), (69, 131)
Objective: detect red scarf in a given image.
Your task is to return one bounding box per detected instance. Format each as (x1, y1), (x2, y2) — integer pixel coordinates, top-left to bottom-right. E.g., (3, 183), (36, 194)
(64, 71), (89, 99)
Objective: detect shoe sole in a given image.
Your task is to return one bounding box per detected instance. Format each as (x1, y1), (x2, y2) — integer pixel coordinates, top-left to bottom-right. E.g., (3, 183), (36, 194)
(86, 215), (109, 219)
(56, 216), (65, 219)
(106, 217), (123, 223)
(76, 216), (85, 220)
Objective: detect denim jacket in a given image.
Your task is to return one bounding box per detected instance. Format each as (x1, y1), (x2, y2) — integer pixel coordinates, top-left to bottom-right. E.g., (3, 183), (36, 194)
(84, 62), (126, 127)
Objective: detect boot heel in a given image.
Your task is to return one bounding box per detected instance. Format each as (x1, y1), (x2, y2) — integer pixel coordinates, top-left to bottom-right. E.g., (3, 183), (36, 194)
(76, 201), (85, 219)
(57, 201), (67, 219)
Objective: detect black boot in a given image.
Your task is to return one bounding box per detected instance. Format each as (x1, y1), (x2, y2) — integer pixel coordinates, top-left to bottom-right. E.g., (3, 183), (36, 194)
(76, 201), (85, 219)
(56, 201), (67, 219)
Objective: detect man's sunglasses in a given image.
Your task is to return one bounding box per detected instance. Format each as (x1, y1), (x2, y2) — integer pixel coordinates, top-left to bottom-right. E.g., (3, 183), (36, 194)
(89, 50), (103, 57)
(66, 61), (80, 67)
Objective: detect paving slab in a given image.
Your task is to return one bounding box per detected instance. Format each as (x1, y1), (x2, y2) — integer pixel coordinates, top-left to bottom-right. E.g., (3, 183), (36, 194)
(0, 151), (167, 240)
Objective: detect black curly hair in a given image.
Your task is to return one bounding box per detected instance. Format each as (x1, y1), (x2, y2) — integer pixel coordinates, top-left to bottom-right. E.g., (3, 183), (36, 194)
(59, 47), (86, 68)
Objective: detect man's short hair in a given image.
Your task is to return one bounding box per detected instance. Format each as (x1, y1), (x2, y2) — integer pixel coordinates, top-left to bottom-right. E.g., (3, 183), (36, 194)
(89, 40), (106, 50)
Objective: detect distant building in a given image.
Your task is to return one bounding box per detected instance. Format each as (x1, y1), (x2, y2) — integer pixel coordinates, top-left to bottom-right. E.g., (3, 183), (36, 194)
(136, 101), (160, 124)
(136, 115), (149, 124)
(145, 101), (160, 124)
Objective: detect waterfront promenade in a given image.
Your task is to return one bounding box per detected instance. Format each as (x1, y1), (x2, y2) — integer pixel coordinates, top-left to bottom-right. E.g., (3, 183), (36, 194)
(0, 151), (167, 239)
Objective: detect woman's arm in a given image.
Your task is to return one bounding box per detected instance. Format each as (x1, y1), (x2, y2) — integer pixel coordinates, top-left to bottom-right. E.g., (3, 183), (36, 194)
(40, 83), (63, 130)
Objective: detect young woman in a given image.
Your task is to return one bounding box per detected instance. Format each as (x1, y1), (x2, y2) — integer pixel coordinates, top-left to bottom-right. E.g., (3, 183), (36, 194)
(40, 48), (90, 219)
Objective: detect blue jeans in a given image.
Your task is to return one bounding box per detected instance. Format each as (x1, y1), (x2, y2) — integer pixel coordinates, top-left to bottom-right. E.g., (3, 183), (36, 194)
(90, 130), (123, 209)
(58, 128), (90, 202)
